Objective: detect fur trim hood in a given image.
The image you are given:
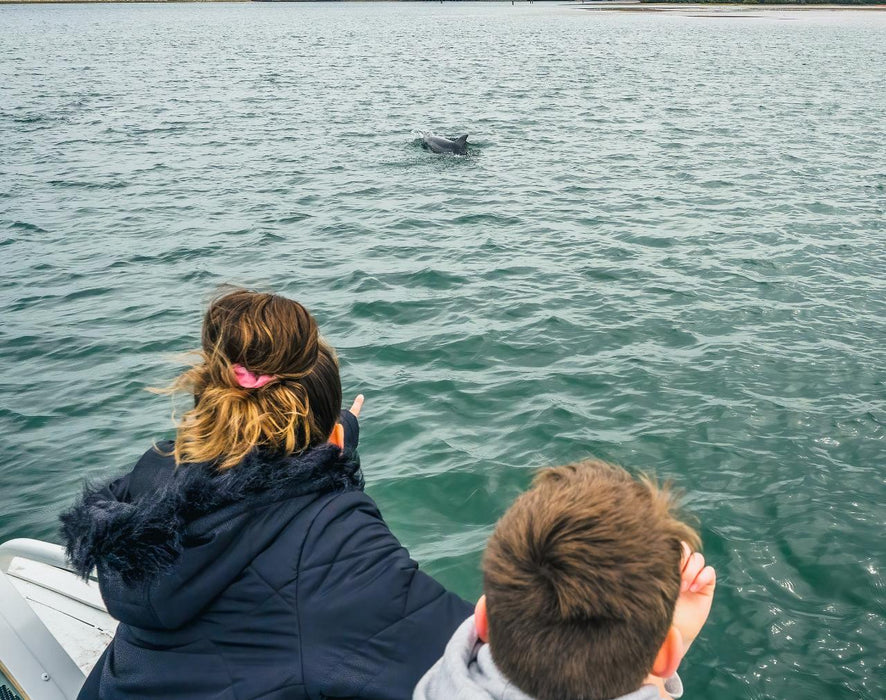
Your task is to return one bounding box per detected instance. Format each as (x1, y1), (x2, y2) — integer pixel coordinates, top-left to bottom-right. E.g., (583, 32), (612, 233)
(61, 442), (363, 598)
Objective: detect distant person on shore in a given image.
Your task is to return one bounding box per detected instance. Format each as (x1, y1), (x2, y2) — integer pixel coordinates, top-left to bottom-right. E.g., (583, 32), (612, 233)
(414, 460), (716, 700)
(61, 288), (472, 700)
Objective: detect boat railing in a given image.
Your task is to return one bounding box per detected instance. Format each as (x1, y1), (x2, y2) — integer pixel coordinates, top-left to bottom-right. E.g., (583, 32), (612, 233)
(0, 539), (74, 576)
(0, 539), (91, 700)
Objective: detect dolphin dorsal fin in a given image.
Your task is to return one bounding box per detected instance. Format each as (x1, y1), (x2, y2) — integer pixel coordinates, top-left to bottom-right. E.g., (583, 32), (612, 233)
(454, 134), (468, 145)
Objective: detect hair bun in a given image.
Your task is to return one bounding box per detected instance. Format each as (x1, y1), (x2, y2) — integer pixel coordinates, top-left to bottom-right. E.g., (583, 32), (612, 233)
(202, 290), (319, 378)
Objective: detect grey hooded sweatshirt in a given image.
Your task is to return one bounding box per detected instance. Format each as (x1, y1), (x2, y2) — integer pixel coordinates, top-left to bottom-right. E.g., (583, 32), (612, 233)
(414, 616), (684, 700)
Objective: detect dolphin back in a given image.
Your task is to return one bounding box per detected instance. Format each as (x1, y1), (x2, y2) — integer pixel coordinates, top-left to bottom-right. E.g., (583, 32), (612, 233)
(422, 134), (447, 153)
(422, 133), (469, 155)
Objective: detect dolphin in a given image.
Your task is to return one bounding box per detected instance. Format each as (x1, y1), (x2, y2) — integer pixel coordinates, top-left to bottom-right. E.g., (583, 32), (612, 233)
(422, 133), (469, 155)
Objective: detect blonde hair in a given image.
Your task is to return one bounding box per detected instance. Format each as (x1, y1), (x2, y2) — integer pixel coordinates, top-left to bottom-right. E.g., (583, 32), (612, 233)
(161, 289), (342, 470)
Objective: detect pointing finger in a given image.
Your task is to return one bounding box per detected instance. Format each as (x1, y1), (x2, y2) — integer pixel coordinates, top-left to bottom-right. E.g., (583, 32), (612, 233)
(349, 394), (365, 418)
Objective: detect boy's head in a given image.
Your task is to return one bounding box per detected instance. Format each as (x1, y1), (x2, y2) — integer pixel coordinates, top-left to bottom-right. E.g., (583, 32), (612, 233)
(480, 460), (700, 700)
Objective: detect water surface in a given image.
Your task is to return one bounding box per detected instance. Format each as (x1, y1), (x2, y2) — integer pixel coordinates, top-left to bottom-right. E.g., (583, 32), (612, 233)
(1, 3), (884, 698)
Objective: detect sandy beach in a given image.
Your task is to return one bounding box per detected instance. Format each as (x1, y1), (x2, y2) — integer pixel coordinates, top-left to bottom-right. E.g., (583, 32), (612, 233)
(575, 2), (886, 11)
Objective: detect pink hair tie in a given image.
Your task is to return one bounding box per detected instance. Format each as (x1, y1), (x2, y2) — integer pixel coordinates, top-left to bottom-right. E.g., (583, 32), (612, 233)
(231, 364), (276, 389)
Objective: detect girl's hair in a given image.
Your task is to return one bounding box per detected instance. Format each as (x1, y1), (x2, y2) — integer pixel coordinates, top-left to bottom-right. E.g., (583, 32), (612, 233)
(165, 289), (342, 470)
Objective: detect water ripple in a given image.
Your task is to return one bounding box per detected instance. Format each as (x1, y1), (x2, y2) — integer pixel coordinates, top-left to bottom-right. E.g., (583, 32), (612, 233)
(1, 4), (885, 699)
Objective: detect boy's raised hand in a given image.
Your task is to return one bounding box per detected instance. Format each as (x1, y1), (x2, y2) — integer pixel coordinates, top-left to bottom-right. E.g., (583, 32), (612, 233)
(672, 542), (716, 655)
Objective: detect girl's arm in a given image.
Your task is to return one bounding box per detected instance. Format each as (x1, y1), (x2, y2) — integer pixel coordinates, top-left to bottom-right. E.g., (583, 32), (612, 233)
(297, 490), (473, 700)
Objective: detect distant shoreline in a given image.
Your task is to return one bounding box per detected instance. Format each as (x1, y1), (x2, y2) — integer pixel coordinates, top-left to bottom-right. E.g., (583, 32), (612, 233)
(1, 0), (244, 3)
(585, 1), (886, 8)
(579, 1), (886, 9)
(2, 0), (884, 6)
(0, 0), (242, 3)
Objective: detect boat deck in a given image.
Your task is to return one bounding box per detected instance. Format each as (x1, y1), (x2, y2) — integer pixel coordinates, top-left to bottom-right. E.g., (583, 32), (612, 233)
(6, 558), (116, 675)
(1, 539), (115, 699)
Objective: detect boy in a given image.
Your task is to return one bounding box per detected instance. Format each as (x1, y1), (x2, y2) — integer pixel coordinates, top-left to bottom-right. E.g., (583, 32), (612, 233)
(414, 460), (716, 700)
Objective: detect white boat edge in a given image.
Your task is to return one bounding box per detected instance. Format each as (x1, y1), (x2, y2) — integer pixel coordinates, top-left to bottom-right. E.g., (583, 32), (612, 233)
(0, 538), (116, 700)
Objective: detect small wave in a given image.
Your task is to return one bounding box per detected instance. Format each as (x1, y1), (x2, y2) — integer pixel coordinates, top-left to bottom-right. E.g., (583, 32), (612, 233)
(7, 221), (48, 234)
(48, 179), (129, 190)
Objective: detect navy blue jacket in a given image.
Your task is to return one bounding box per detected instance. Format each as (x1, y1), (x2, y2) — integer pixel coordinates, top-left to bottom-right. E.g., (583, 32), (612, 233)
(60, 413), (472, 700)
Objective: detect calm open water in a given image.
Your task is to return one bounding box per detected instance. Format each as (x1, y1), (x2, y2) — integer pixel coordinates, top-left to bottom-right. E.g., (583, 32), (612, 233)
(1, 2), (885, 698)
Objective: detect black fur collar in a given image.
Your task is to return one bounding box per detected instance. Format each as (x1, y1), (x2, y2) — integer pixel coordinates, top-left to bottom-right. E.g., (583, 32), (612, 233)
(60, 442), (363, 585)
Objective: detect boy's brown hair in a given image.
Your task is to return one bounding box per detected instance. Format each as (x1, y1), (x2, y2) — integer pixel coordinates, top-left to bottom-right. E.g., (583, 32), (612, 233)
(482, 460), (700, 700)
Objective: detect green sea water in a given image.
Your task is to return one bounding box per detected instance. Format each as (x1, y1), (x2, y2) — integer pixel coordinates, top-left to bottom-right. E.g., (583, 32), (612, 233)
(1, 3), (885, 698)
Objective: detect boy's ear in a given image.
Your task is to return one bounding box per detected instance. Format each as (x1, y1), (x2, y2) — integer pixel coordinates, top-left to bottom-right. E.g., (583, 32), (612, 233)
(329, 423), (345, 450)
(475, 595), (489, 642)
(651, 626), (683, 680)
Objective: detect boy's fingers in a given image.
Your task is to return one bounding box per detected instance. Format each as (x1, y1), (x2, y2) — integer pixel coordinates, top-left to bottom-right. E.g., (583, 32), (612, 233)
(681, 552), (705, 592)
(680, 542), (692, 571)
(348, 394), (365, 418)
(689, 566), (717, 594)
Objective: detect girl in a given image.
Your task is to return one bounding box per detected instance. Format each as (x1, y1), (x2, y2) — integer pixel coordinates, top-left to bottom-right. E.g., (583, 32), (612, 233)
(61, 289), (472, 700)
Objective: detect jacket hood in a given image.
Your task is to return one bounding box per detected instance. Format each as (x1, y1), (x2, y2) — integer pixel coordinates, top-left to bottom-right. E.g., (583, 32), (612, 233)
(414, 617), (535, 700)
(60, 440), (363, 630)
(413, 617), (683, 700)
